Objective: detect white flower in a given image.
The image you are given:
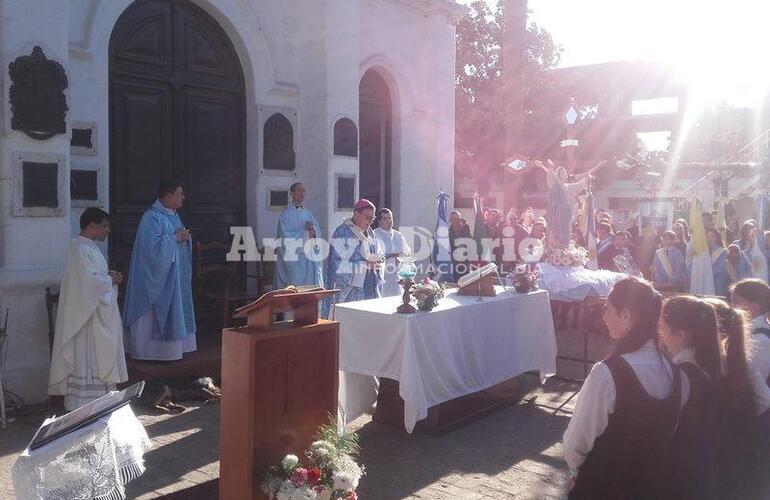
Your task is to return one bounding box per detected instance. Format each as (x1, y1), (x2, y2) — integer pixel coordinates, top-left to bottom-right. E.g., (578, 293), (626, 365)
(282, 454), (300, 471)
(315, 488), (332, 500)
(276, 480), (294, 500)
(290, 487), (318, 500)
(332, 473), (355, 491)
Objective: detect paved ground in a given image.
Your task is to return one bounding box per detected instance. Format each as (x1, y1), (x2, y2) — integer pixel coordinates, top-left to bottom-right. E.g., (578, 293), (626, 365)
(1, 323), (606, 500)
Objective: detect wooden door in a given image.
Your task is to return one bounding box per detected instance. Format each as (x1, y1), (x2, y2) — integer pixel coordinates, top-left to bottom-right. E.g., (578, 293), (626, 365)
(109, 0), (246, 301)
(359, 70), (392, 211)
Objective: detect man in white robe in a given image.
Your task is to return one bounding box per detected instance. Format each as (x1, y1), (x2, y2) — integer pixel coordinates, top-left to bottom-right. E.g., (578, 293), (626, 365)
(49, 208), (128, 411)
(374, 208), (411, 297)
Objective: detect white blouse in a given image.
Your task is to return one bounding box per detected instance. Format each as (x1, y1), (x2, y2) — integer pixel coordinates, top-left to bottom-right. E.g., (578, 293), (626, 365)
(674, 347), (770, 416)
(748, 315), (770, 382)
(562, 340), (690, 477)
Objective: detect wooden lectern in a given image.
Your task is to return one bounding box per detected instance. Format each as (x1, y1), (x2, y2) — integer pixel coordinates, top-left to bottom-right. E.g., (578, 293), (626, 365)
(457, 262), (497, 297)
(220, 288), (339, 500)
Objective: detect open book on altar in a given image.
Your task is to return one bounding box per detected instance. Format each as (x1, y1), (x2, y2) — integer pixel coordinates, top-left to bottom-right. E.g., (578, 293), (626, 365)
(457, 263), (498, 296)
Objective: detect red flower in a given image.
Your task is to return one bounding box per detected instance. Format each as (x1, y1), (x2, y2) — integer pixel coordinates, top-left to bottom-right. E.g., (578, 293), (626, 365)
(306, 467), (322, 486)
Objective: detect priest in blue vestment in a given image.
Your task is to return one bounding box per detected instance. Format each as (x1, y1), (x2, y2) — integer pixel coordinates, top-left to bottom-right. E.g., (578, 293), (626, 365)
(653, 230), (686, 290)
(274, 182), (324, 288)
(324, 199), (383, 317)
(123, 182), (196, 361)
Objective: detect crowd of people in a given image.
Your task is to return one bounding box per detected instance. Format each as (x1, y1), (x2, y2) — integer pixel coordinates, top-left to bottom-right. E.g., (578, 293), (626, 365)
(563, 276), (770, 499)
(449, 200), (770, 296)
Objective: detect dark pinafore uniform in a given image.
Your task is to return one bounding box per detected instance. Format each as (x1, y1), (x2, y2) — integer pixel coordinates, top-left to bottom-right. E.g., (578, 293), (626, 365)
(569, 356), (682, 500)
(665, 362), (720, 500)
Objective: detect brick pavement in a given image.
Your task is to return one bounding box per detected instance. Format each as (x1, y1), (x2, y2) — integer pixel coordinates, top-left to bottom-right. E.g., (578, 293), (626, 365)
(1, 325), (603, 499)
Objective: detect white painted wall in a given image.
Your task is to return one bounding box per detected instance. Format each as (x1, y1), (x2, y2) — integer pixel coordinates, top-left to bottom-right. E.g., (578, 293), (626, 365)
(0, 0), (464, 403)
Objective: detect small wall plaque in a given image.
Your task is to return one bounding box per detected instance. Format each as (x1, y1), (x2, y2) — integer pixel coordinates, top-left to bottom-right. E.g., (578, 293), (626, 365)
(71, 122), (97, 155)
(13, 152), (65, 216)
(268, 188), (289, 210)
(336, 175), (356, 210)
(71, 170), (98, 201)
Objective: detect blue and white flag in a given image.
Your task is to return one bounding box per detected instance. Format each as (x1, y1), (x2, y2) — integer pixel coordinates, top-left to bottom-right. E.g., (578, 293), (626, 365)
(432, 191), (452, 281)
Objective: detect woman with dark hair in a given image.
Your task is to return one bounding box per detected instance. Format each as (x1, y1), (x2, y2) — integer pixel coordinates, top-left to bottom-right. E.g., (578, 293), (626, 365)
(563, 277), (685, 499)
(702, 298), (770, 497)
(658, 297), (722, 499)
(733, 220), (756, 251)
(674, 218), (691, 244)
(730, 279), (770, 384)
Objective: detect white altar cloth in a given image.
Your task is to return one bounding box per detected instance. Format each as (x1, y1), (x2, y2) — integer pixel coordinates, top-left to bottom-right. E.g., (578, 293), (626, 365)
(13, 405), (151, 500)
(537, 263), (626, 302)
(337, 287), (557, 432)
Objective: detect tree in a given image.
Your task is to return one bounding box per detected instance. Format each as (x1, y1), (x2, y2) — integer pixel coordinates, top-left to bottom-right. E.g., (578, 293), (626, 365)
(455, 1), (561, 190)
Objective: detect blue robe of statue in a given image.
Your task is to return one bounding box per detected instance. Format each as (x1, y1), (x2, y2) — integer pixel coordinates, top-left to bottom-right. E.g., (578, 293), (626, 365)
(711, 248), (730, 297)
(122, 200), (195, 341)
(323, 219), (381, 318)
(653, 246), (686, 289)
(274, 205), (324, 288)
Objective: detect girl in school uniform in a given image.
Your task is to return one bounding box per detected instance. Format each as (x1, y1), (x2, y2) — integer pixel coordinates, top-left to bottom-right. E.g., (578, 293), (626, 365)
(658, 296), (723, 500)
(729, 279), (770, 384)
(692, 298), (770, 499)
(563, 277), (686, 499)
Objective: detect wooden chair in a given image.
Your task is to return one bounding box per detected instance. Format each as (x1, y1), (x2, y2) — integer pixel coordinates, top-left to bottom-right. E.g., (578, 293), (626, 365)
(246, 246), (276, 297)
(195, 241), (257, 330)
(45, 287), (60, 355)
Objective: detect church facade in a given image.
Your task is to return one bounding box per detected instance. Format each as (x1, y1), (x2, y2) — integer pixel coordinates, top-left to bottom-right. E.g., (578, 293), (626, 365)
(0, 0), (465, 402)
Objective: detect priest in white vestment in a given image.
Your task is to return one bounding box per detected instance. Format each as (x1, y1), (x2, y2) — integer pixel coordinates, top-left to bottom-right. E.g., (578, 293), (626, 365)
(374, 208), (412, 297)
(49, 208), (128, 411)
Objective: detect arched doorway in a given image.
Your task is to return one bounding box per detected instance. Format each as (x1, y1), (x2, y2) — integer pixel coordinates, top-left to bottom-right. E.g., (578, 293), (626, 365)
(108, 0), (246, 285)
(359, 70), (392, 210)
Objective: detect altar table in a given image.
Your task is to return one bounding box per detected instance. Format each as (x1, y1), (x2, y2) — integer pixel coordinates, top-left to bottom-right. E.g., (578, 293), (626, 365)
(337, 287), (557, 433)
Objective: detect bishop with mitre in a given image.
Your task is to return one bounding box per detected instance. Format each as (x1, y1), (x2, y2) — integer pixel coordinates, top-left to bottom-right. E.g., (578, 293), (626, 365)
(48, 208), (128, 411)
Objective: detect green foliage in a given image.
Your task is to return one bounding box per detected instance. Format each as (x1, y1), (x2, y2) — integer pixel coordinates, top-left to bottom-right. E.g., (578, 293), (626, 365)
(456, 0), (561, 181)
(315, 414), (361, 459)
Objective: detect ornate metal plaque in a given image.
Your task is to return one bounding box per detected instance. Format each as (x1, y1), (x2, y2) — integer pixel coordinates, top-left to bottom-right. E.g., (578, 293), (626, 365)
(9, 46), (69, 140)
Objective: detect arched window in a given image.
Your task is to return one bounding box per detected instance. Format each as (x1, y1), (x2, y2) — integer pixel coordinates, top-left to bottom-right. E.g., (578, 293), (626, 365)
(333, 117), (358, 157)
(263, 113), (295, 171)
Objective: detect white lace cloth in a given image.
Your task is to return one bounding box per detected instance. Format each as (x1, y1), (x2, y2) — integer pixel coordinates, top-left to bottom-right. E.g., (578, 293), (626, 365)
(13, 405), (151, 500)
(537, 263), (627, 302)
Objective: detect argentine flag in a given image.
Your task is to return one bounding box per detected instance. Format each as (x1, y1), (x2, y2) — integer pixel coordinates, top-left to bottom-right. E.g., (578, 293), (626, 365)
(432, 191), (452, 282)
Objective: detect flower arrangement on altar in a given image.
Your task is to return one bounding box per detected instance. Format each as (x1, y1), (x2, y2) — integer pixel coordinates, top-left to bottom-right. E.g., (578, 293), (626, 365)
(262, 419), (365, 500)
(544, 241), (589, 268)
(509, 263), (541, 293)
(410, 278), (445, 311)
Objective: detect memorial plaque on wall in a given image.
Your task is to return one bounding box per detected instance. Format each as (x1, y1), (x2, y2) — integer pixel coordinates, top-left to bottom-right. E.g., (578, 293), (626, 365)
(71, 170), (98, 201)
(337, 176), (355, 210)
(268, 188), (289, 209)
(13, 152), (65, 216)
(8, 46), (68, 140)
(71, 123), (97, 155)
(23, 162), (58, 207)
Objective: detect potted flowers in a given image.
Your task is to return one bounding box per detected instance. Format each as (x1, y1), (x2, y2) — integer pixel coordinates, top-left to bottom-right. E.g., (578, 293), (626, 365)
(509, 263), (541, 293)
(262, 420), (364, 500)
(410, 278), (444, 311)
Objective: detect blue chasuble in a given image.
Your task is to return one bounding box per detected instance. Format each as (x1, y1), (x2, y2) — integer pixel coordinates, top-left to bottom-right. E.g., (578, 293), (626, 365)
(122, 200), (195, 341)
(323, 219), (381, 318)
(274, 205), (324, 288)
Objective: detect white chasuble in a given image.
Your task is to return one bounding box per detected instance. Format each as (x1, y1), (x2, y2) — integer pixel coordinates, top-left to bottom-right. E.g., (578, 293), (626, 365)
(49, 237), (128, 410)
